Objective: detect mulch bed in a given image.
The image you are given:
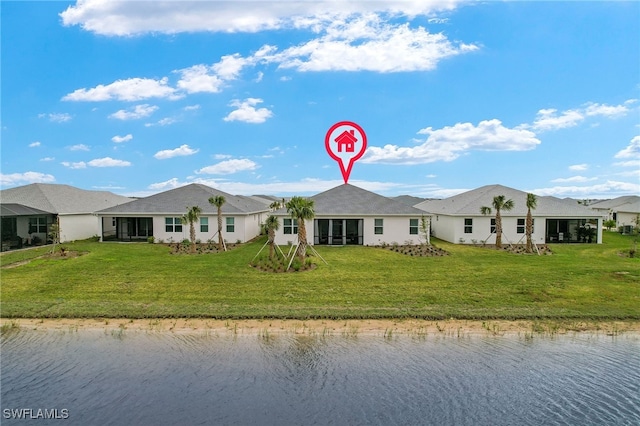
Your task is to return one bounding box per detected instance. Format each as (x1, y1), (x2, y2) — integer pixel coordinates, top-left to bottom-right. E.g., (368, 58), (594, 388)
(168, 242), (240, 255)
(378, 244), (450, 257)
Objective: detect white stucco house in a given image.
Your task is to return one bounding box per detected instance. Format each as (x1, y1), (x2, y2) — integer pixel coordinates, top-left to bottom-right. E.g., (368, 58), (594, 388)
(96, 183), (270, 243)
(590, 195), (640, 232)
(0, 183), (132, 247)
(414, 184), (603, 245)
(273, 184), (429, 247)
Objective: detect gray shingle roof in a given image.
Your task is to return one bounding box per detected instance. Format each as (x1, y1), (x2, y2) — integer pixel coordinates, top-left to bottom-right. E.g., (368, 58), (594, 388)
(97, 183), (269, 215)
(414, 184), (600, 217)
(275, 184), (426, 216)
(590, 196), (640, 212)
(1, 203), (53, 217)
(0, 183), (132, 214)
(393, 195), (426, 206)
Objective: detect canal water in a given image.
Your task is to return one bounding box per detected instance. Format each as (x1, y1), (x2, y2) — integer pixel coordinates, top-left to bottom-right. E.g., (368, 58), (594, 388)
(1, 329), (638, 425)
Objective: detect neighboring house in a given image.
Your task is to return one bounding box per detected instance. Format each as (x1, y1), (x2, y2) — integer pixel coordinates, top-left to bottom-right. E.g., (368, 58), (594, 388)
(393, 195), (426, 207)
(590, 196), (640, 231)
(96, 183), (270, 243)
(414, 184), (603, 245)
(273, 184), (429, 246)
(0, 183), (132, 246)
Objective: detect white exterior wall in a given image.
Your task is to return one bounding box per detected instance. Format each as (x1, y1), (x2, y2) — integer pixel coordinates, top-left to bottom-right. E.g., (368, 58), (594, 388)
(431, 215), (600, 244)
(273, 216), (424, 246)
(242, 212), (264, 243)
(59, 214), (101, 242)
(150, 214), (260, 244)
(430, 215), (458, 244)
(274, 218), (310, 246)
(362, 216), (422, 246)
(616, 211), (638, 229)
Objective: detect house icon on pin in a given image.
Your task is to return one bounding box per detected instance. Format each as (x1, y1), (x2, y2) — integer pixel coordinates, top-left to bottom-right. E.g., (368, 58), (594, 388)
(334, 129), (358, 153)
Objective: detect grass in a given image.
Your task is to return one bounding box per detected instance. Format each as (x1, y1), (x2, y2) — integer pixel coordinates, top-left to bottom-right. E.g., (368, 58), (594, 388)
(0, 232), (638, 320)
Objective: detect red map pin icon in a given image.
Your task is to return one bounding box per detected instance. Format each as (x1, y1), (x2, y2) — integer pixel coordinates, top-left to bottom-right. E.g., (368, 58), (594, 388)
(325, 121), (367, 184)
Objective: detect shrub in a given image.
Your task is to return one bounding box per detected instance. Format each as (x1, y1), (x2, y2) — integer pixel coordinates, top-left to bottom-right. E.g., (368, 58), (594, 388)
(147, 236), (155, 244)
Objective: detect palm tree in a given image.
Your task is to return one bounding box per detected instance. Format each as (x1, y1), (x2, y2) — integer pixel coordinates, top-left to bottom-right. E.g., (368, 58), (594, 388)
(264, 215), (280, 259)
(208, 195), (226, 251)
(285, 196), (315, 260)
(269, 201), (281, 211)
(181, 206), (202, 253)
(480, 195), (515, 249)
(525, 193), (537, 253)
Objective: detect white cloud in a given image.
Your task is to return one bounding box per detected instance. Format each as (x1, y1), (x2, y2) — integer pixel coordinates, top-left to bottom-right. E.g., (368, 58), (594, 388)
(87, 157), (131, 167)
(528, 101), (632, 132)
(40, 157), (55, 162)
(550, 176), (597, 183)
(69, 144), (90, 151)
(175, 64), (224, 94)
(63, 77), (180, 102)
(109, 104), (158, 120)
(39, 113), (72, 123)
(61, 161), (87, 169)
(60, 1), (461, 36)
(362, 119), (540, 164)
(614, 136), (640, 159)
(533, 180), (640, 198)
(270, 16), (479, 73)
(530, 108), (584, 131)
(154, 144), (199, 160)
(144, 117), (177, 127)
(569, 164), (588, 171)
(61, 157), (130, 168)
(213, 154), (233, 160)
(148, 177), (183, 191)
(183, 104), (200, 111)
(614, 160), (640, 168)
(1, 171), (55, 186)
(196, 158), (258, 175)
(29, 141), (41, 148)
(111, 134), (133, 143)
(223, 98), (273, 124)
(584, 102), (629, 117)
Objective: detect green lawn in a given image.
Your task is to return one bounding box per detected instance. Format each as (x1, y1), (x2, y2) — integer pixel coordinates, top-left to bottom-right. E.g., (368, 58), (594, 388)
(1, 232), (638, 320)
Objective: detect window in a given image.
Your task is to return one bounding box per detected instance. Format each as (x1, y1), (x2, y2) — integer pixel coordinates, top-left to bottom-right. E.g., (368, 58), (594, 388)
(464, 218), (473, 234)
(490, 218), (496, 234)
(283, 218), (298, 234)
(374, 218), (384, 234)
(518, 218), (534, 234)
(226, 217), (235, 233)
(409, 218), (419, 235)
(200, 217), (209, 233)
(165, 217), (183, 233)
(28, 217), (47, 233)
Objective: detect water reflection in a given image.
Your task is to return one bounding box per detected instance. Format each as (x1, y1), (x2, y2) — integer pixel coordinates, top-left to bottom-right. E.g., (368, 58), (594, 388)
(1, 329), (638, 426)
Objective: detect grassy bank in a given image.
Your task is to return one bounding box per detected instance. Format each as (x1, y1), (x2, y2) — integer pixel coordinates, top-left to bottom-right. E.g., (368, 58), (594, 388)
(1, 232), (638, 320)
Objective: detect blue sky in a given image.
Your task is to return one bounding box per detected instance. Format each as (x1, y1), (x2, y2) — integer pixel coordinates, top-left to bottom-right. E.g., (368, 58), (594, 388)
(2, 1), (639, 199)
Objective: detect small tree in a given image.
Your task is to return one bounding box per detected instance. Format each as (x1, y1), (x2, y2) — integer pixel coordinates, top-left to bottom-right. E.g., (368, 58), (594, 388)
(420, 215), (431, 246)
(264, 215), (280, 259)
(286, 196), (315, 260)
(181, 206), (201, 253)
(480, 195), (515, 249)
(525, 193), (537, 253)
(603, 219), (617, 231)
(209, 195), (226, 251)
(48, 217), (61, 254)
(269, 201), (281, 211)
